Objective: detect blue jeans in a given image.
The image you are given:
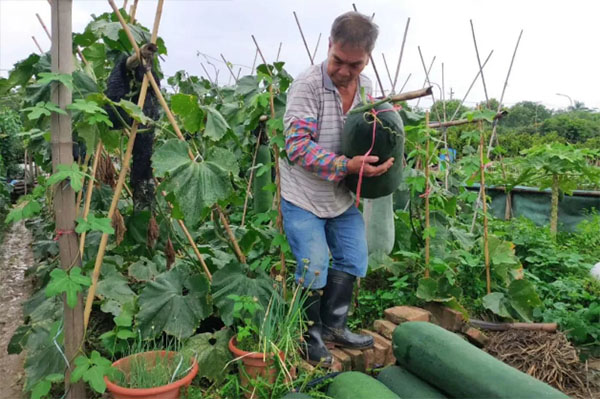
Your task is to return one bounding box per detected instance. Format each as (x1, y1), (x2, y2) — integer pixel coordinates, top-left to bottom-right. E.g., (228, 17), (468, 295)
(281, 198), (368, 289)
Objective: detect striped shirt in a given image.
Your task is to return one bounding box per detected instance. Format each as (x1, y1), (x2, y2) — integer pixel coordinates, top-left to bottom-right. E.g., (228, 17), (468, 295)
(279, 61), (373, 218)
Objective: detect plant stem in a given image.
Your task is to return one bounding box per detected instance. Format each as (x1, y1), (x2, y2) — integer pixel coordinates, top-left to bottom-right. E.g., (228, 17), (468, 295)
(424, 112), (430, 279)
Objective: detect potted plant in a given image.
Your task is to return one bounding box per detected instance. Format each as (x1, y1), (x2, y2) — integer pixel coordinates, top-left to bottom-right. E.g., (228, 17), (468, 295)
(228, 284), (306, 398)
(103, 349), (198, 399)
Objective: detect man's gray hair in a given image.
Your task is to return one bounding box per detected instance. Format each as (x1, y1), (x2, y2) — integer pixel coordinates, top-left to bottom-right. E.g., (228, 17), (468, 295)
(330, 12), (379, 53)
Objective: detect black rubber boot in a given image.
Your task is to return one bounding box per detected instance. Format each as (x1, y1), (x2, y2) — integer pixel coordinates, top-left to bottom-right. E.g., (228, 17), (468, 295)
(301, 289), (333, 366)
(321, 269), (374, 349)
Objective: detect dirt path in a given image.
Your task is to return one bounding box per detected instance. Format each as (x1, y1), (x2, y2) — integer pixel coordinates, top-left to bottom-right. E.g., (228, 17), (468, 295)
(0, 222), (34, 399)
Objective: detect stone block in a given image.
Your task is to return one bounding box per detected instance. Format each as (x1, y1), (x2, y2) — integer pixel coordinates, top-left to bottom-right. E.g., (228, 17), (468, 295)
(384, 306), (431, 324)
(374, 319), (397, 339)
(424, 303), (465, 331)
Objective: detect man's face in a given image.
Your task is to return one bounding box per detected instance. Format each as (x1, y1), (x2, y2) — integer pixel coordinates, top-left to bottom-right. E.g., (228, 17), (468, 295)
(326, 40), (370, 89)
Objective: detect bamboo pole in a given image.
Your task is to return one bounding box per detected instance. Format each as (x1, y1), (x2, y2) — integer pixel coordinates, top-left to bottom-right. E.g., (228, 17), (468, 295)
(216, 205), (246, 264)
(391, 17), (410, 94)
(449, 50), (493, 122)
(36, 13), (52, 40)
(276, 42), (283, 62)
(417, 46), (442, 122)
(399, 73), (411, 93)
(311, 33), (322, 62)
(293, 11), (314, 65)
(79, 142), (103, 257)
(479, 121), (491, 294)
(415, 55), (436, 108)
(50, 0), (85, 396)
(129, 0), (139, 23)
(352, 4), (385, 96)
(241, 128), (263, 227)
(382, 53), (394, 88)
(85, 0), (164, 330)
(251, 34), (287, 290)
(220, 53), (238, 83)
(75, 152), (90, 216)
(424, 112), (431, 279)
(32, 36), (44, 54)
(470, 20), (490, 106)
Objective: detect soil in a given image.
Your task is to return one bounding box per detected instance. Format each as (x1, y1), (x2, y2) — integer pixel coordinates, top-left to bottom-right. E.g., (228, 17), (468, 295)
(0, 222), (34, 399)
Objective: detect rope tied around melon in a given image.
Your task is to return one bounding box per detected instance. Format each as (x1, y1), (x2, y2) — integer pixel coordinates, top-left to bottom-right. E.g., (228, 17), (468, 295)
(354, 101), (402, 207)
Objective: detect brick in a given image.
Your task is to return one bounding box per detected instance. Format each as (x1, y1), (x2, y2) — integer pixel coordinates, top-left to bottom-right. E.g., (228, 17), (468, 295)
(330, 348), (351, 371)
(424, 303), (465, 331)
(385, 349), (396, 366)
(464, 327), (489, 348)
(298, 360), (315, 373)
(362, 348), (375, 371)
(360, 329), (392, 367)
(341, 348), (365, 372)
(374, 319), (397, 339)
(384, 306), (431, 324)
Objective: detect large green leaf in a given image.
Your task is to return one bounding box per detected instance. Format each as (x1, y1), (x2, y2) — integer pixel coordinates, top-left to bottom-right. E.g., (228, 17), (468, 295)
(160, 155), (233, 226)
(136, 266), (211, 338)
(96, 264), (136, 316)
(203, 106), (230, 141)
(211, 261), (274, 326)
(128, 256), (164, 282)
(507, 279), (543, 322)
(183, 329), (233, 382)
(482, 292), (512, 318)
(171, 93), (203, 133)
(152, 139), (191, 177)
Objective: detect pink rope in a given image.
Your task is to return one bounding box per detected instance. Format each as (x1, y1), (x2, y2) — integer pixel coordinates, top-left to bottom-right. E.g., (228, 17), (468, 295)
(354, 102), (402, 207)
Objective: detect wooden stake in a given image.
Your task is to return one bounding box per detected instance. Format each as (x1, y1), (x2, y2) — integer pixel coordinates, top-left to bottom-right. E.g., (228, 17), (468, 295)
(50, 1), (85, 397)
(36, 13), (52, 40)
(392, 17), (410, 94)
(32, 36), (44, 54)
(241, 128), (263, 227)
(479, 122), (491, 294)
(217, 205), (246, 264)
(352, 4), (385, 96)
(424, 112), (431, 279)
(79, 142), (103, 257)
(293, 11), (314, 65)
(129, 0), (139, 23)
(220, 53), (238, 83)
(470, 20), (490, 106)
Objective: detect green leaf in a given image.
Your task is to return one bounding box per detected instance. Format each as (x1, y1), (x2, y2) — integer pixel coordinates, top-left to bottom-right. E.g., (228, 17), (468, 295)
(416, 278), (438, 301)
(96, 266), (136, 316)
(203, 106), (230, 141)
(136, 266), (211, 338)
(235, 75), (259, 96)
(152, 139), (191, 177)
(211, 262), (274, 326)
(184, 329), (233, 382)
(115, 99), (151, 125)
(5, 199), (41, 224)
(128, 256), (163, 282)
(22, 101), (68, 120)
(37, 72), (74, 91)
(45, 267), (91, 308)
(507, 279), (543, 322)
(171, 93), (203, 133)
(160, 158), (233, 226)
(206, 147), (239, 176)
(31, 380), (51, 399)
(482, 292), (512, 318)
(76, 214), (114, 235)
(46, 163), (86, 192)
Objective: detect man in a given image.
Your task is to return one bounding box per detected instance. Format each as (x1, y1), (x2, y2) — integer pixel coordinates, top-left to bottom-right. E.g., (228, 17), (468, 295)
(279, 12), (394, 365)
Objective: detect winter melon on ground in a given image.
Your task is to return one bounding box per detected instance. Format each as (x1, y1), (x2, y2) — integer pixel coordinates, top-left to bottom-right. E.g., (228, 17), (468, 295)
(377, 365), (448, 398)
(327, 371), (399, 399)
(392, 321), (569, 398)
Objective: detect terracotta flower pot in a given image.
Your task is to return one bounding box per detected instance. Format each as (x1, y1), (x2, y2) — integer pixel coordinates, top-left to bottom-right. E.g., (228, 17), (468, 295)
(104, 350), (198, 399)
(229, 336), (286, 398)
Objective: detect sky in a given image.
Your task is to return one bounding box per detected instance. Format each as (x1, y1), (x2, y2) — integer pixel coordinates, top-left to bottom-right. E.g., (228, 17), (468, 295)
(1, 0), (600, 111)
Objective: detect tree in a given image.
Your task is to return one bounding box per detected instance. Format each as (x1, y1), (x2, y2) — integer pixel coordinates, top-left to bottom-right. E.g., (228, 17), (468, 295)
(499, 101), (552, 132)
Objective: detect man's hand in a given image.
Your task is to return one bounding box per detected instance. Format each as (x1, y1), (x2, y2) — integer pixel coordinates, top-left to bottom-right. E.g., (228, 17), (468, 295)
(347, 155), (394, 177)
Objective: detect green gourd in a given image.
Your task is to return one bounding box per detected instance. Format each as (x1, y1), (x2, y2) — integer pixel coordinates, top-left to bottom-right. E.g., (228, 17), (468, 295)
(253, 144), (273, 214)
(392, 322), (569, 399)
(342, 102), (404, 199)
(377, 365), (448, 399)
(327, 371), (399, 399)
(363, 193), (395, 255)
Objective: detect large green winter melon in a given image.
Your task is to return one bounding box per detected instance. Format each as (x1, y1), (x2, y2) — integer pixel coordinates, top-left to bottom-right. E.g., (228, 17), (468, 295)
(253, 144), (273, 213)
(327, 371), (399, 399)
(377, 365), (448, 398)
(392, 322), (569, 399)
(342, 102), (404, 199)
